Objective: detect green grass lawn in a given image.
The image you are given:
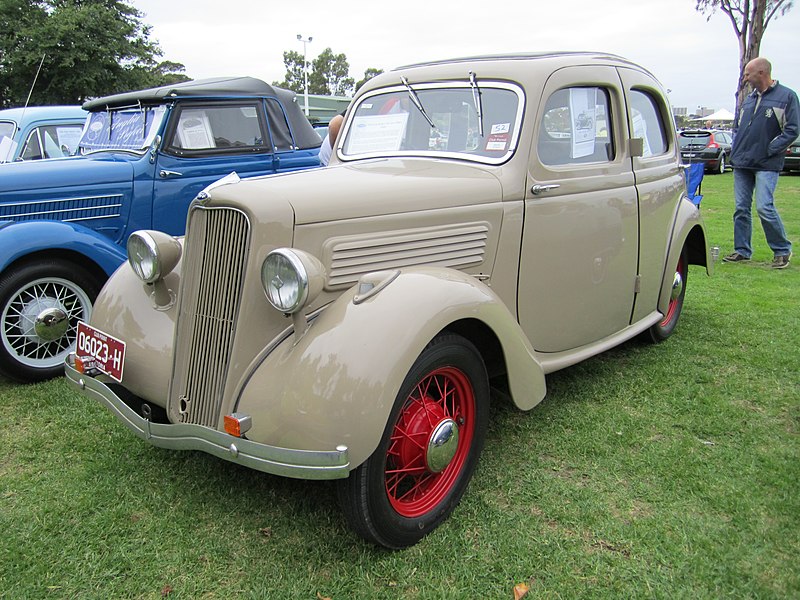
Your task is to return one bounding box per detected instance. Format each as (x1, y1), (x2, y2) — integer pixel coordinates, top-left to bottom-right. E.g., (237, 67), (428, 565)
(1, 173), (798, 599)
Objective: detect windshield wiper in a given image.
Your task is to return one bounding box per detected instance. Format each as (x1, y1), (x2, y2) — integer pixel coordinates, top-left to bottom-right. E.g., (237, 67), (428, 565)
(401, 76), (436, 129)
(469, 71), (484, 137)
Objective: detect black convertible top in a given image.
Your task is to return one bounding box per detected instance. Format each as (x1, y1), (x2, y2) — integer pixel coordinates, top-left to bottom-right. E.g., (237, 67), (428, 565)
(82, 77), (320, 150)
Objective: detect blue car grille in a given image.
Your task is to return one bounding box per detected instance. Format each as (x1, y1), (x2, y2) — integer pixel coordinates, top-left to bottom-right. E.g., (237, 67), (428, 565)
(0, 194), (122, 222)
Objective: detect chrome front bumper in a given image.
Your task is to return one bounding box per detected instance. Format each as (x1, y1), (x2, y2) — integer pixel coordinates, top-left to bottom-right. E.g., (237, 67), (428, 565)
(64, 354), (350, 480)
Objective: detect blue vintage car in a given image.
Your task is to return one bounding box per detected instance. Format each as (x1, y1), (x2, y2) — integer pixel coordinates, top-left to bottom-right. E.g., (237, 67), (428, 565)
(0, 105), (87, 162)
(0, 77), (321, 382)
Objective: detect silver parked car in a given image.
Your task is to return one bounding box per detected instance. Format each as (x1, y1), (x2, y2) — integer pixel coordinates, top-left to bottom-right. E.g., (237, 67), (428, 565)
(67, 52), (711, 548)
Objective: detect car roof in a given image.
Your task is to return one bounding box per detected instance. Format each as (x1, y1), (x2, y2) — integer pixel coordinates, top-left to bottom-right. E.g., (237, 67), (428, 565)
(396, 51), (644, 72)
(0, 105), (86, 126)
(82, 77), (292, 111)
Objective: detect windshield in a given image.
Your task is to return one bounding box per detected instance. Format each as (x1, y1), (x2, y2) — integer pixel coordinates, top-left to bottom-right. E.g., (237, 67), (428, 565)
(340, 81), (523, 164)
(79, 106), (166, 153)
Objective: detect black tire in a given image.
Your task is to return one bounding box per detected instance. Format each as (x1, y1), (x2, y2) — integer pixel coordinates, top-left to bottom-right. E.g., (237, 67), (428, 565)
(337, 333), (489, 548)
(0, 259), (101, 382)
(716, 154), (726, 174)
(643, 249), (687, 343)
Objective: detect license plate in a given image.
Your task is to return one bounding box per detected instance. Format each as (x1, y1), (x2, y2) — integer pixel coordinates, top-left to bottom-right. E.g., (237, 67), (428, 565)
(683, 153), (696, 158)
(76, 322), (126, 382)
(793, 147), (800, 154)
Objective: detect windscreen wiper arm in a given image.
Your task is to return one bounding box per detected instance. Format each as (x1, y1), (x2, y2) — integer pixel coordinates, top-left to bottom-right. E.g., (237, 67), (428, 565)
(401, 76), (436, 129)
(469, 71), (484, 137)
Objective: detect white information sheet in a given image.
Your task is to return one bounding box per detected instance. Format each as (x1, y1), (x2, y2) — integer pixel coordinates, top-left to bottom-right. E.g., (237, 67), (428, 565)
(345, 114), (409, 154)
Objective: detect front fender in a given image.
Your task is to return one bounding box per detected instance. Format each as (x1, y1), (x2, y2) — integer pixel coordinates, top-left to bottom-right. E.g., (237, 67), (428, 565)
(0, 219), (127, 274)
(237, 267), (546, 469)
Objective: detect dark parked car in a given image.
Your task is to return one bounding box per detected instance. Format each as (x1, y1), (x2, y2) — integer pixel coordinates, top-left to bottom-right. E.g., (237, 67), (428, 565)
(0, 77), (321, 383)
(679, 129), (732, 174)
(783, 136), (800, 173)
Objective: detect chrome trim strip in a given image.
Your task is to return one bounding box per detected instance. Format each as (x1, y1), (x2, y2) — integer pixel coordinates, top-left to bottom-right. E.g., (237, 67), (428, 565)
(65, 354), (350, 480)
(0, 194), (124, 208)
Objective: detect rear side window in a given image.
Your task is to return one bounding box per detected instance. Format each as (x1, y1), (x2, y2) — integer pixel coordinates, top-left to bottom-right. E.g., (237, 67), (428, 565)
(629, 90), (667, 157)
(538, 87), (614, 166)
(167, 104), (268, 155)
(265, 98), (294, 152)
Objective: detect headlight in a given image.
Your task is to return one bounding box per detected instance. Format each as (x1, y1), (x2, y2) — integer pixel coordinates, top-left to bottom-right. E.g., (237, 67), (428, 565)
(261, 249), (324, 314)
(127, 230), (182, 284)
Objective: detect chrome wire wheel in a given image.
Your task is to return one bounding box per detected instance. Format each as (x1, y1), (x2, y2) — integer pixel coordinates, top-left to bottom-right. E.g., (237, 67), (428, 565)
(2, 276), (92, 368)
(0, 260), (100, 382)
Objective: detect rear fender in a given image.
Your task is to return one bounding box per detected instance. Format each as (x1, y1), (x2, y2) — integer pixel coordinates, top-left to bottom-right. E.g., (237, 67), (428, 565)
(0, 220), (127, 275)
(658, 198), (711, 315)
(236, 267), (546, 469)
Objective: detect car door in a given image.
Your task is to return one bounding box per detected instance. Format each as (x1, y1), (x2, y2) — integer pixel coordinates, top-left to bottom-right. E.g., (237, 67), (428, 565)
(152, 101), (279, 235)
(616, 67), (684, 324)
(518, 66), (639, 353)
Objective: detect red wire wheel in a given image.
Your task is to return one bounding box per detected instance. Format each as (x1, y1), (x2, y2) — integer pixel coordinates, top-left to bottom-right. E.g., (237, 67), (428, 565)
(384, 365), (475, 517)
(338, 334), (489, 548)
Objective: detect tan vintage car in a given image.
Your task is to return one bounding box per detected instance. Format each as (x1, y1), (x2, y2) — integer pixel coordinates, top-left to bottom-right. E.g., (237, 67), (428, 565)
(66, 52), (711, 548)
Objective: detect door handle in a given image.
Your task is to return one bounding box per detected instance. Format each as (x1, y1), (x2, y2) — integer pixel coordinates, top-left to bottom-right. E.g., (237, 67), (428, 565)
(530, 184), (560, 195)
(159, 170), (183, 178)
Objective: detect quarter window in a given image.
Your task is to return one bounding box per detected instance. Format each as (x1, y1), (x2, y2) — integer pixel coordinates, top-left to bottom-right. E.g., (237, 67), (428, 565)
(629, 90), (667, 156)
(538, 87), (613, 166)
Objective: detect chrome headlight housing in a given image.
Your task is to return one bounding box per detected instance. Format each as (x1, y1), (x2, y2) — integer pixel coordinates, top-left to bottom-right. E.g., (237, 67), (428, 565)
(127, 230), (182, 283)
(261, 249), (325, 314)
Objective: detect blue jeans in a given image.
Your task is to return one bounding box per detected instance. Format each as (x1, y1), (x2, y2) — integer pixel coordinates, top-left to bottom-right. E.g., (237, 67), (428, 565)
(733, 168), (792, 258)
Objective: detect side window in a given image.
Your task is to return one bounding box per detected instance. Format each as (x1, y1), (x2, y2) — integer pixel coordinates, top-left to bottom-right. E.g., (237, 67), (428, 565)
(167, 104), (267, 154)
(629, 90), (667, 157)
(264, 98), (294, 152)
(538, 87), (613, 166)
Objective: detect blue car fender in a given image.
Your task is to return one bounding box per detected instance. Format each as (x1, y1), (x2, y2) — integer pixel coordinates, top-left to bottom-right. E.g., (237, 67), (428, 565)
(235, 266), (547, 470)
(0, 219), (127, 275)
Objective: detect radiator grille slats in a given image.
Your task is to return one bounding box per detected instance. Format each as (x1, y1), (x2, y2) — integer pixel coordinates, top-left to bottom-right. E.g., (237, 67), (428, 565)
(0, 195), (122, 222)
(328, 224), (488, 286)
(170, 207), (249, 427)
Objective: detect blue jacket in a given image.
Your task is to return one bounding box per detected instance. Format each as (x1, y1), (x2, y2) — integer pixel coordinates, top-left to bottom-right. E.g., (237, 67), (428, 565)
(730, 81), (800, 171)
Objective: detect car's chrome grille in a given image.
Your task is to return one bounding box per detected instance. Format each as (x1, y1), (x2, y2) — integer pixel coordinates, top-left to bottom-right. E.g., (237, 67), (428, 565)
(0, 195), (122, 222)
(170, 206), (250, 428)
(326, 223), (489, 287)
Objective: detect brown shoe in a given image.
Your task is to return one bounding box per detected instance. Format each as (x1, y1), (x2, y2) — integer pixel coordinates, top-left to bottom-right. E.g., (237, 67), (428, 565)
(772, 253), (791, 269)
(723, 252), (750, 263)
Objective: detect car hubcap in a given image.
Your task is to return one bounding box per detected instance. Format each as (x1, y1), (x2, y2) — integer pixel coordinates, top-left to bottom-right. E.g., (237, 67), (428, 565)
(385, 366), (475, 517)
(34, 307), (69, 341)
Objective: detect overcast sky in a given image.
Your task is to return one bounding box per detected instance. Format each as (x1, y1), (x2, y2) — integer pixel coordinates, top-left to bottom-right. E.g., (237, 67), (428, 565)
(130, 0), (798, 113)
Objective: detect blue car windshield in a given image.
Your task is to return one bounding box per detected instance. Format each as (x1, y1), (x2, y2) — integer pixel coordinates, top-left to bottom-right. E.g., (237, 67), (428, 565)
(79, 106), (166, 153)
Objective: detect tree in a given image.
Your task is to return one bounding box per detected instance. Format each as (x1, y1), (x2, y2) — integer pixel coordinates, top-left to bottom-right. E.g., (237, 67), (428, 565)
(355, 68), (384, 93)
(275, 47), (384, 97)
(0, 0), (187, 108)
(308, 48), (354, 96)
(696, 0), (794, 113)
(272, 50), (306, 94)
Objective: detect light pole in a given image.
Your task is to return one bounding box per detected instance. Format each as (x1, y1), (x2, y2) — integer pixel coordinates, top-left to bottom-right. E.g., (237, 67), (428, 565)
(297, 34), (312, 116)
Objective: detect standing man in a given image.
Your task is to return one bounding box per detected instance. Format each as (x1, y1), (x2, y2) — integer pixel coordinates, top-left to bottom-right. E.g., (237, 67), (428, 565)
(724, 57), (798, 269)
